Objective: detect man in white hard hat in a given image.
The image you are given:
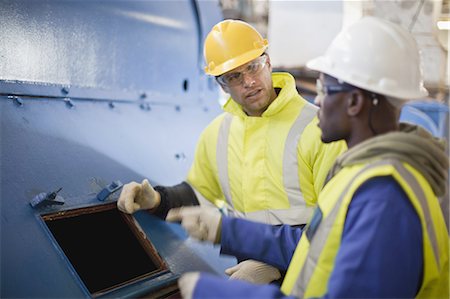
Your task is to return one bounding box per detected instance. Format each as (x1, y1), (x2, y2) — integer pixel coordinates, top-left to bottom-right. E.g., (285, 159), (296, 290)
(167, 16), (449, 298)
(117, 19), (345, 284)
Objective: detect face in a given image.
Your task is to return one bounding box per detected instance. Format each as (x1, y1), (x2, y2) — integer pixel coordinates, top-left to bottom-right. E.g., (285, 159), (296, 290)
(217, 54), (276, 117)
(315, 73), (353, 143)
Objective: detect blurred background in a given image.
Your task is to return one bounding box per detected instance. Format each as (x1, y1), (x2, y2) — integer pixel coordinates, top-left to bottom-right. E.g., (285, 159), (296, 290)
(220, 0), (448, 103)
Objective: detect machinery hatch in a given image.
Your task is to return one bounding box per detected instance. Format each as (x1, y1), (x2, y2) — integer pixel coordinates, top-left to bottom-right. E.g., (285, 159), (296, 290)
(41, 202), (174, 298)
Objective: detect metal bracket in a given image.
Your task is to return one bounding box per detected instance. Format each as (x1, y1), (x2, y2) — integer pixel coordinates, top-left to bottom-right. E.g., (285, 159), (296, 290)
(30, 188), (65, 208)
(96, 180), (123, 201)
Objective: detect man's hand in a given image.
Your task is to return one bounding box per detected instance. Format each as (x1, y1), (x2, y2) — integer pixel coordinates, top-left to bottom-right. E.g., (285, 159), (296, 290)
(117, 179), (160, 214)
(178, 272), (200, 299)
(225, 260), (281, 284)
(166, 206), (222, 243)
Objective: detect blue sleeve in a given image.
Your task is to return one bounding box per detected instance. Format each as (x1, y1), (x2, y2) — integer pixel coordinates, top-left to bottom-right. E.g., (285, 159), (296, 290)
(193, 273), (295, 299)
(192, 176), (422, 299)
(323, 176), (423, 298)
(220, 217), (302, 270)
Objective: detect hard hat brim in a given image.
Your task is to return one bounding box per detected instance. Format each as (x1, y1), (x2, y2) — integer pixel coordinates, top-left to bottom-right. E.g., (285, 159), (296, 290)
(205, 47), (268, 76)
(307, 56), (429, 100)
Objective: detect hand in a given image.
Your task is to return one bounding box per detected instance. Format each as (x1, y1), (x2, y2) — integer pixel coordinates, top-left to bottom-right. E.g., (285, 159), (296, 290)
(117, 179), (160, 214)
(225, 260), (281, 284)
(166, 206), (222, 243)
(178, 272), (200, 299)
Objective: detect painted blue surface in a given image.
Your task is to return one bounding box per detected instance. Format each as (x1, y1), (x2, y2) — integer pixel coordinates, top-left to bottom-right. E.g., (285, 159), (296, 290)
(400, 101), (449, 139)
(0, 1), (235, 298)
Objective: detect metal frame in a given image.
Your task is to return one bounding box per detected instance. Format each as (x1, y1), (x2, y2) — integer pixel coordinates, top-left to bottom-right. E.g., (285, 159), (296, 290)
(40, 202), (171, 298)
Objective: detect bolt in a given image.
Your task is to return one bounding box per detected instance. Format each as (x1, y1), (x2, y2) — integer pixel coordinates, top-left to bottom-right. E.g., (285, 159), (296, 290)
(65, 98), (74, 108)
(10, 96), (23, 107)
(175, 153), (186, 160)
(61, 87), (69, 95)
(140, 103), (151, 111)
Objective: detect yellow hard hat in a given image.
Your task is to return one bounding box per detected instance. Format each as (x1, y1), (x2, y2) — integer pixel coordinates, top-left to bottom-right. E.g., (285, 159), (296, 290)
(204, 19), (269, 76)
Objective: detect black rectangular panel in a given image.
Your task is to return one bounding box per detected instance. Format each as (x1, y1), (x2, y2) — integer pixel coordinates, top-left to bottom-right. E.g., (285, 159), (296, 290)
(42, 203), (168, 297)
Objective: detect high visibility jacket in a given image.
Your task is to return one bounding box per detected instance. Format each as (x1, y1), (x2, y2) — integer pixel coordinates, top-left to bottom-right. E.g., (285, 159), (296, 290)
(281, 159), (449, 298)
(186, 72), (346, 225)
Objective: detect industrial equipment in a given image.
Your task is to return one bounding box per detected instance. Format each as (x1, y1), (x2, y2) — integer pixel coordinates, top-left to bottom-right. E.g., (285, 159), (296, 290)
(0, 1), (235, 298)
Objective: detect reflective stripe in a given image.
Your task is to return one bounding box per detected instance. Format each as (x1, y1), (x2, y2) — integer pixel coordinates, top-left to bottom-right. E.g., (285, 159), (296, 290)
(227, 206), (315, 225)
(216, 113), (233, 207)
(283, 102), (318, 210)
(293, 161), (376, 297)
(292, 159), (442, 297)
(391, 160), (440, 267)
(216, 104), (317, 222)
(191, 186), (218, 208)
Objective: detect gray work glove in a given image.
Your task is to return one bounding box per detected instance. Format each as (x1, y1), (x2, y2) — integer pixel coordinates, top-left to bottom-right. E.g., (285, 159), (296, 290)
(166, 206), (222, 243)
(225, 260), (281, 284)
(178, 272), (200, 299)
(117, 179), (160, 214)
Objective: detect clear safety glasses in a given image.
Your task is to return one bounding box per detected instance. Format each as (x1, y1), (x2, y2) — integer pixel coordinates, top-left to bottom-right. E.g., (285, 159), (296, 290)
(217, 55), (268, 87)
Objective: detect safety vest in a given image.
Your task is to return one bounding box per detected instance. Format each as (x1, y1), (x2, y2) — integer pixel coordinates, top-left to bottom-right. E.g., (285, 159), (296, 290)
(281, 159), (449, 298)
(187, 73), (346, 225)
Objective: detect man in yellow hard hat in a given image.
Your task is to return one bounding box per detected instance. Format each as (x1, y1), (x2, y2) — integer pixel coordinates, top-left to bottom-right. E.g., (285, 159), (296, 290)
(117, 19), (345, 284)
(167, 16), (449, 298)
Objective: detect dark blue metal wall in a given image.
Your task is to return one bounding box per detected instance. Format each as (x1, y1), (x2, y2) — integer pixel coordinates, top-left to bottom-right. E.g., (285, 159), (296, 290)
(1, 1), (234, 298)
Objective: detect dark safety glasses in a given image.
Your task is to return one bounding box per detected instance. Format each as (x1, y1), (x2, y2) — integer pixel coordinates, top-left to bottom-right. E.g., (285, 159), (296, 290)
(316, 79), (356, 98)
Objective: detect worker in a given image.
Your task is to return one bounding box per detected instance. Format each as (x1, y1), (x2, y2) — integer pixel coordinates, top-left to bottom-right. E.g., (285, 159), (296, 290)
(117, 19), (346, 284)
(167, 16), (449, 298)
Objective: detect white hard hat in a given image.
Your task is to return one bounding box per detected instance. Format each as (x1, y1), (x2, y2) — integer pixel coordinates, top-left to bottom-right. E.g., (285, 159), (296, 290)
(307, 16), (428, 100)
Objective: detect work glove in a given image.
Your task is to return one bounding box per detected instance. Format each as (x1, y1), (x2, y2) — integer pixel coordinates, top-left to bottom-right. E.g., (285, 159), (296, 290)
(225, 260), (281, 284)
(166, 206), (222, 243)
(117, 179), (159, 214)
(178, 272), (200, 299)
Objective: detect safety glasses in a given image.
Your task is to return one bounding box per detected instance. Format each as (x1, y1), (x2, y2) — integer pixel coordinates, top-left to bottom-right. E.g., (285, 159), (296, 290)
(315, 79), (356, 99)
(217, 55), (268, 87)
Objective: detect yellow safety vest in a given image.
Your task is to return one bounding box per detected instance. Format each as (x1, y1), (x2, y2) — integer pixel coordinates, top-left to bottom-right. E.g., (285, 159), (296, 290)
(281, 159), (449, 298)
(187, 72), (346, 225)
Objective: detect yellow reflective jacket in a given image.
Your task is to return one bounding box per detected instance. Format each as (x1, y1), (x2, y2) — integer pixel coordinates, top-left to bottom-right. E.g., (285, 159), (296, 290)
(281, 160), (449, 298)
(186, 72), (346, 225)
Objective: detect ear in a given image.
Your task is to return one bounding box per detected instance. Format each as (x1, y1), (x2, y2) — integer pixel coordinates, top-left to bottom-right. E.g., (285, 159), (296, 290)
(347, 90), (365, 116)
